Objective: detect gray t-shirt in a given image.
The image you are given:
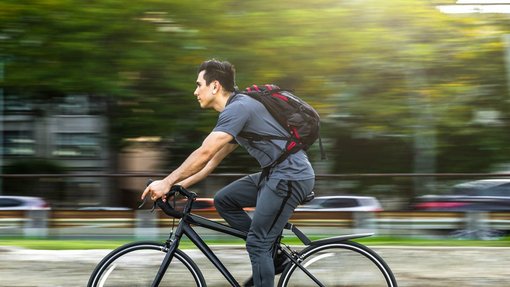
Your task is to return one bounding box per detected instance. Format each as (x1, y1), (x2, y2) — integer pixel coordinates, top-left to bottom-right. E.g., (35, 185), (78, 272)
(213, 93), (315, 180)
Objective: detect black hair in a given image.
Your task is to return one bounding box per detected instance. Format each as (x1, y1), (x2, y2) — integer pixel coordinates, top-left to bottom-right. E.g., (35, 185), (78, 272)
(198, 59), (236, 92)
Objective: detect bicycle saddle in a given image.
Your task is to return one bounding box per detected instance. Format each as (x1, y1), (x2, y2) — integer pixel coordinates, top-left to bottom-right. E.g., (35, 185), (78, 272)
(302, 191), (315, 204)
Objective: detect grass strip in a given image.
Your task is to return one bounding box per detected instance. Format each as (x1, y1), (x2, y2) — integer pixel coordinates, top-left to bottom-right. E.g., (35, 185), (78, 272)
(356, 236), (510, 247)
(1, 235), (510, 250)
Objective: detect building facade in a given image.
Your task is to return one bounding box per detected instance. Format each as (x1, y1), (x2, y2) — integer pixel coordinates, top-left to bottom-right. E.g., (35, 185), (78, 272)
(2, 94), (112, 208)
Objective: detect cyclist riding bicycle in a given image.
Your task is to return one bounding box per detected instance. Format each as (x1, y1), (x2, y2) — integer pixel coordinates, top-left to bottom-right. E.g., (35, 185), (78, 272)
(142, 59), (315, 287)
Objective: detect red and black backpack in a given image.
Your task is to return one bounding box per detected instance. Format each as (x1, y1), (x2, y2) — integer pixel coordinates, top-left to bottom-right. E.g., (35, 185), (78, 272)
(235, 84), (326, 168)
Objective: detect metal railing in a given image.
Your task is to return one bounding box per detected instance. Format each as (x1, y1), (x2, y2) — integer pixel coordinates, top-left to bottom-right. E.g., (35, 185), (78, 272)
(1, 172), (510, 240)
(1, 209), (509, 240)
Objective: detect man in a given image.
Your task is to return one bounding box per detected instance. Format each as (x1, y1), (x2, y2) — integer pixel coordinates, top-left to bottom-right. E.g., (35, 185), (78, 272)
(142, 59), (315, 287)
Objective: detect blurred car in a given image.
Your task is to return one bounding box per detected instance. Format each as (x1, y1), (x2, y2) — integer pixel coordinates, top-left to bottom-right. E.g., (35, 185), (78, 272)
(296, 196), (383, 212)
(0, 196), (50, 210)
(451, 179), (510, 197)
(413, 179), (510, 212)
(77, 206), (131, 211)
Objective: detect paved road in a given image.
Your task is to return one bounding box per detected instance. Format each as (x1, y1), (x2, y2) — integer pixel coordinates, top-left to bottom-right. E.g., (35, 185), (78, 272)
(1, 245), (509, 286)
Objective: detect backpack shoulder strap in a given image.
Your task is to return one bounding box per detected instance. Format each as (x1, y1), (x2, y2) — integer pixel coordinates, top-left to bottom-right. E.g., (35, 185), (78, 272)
(237, 131), (289, 142)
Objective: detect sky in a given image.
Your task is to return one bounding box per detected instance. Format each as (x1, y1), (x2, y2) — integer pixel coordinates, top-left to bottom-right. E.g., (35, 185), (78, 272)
(437, 0), (510, 13)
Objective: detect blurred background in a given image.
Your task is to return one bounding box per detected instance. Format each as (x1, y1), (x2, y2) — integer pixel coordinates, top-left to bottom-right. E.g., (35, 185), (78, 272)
(1, 0), (510, 240)
(2, 2), (510, 286)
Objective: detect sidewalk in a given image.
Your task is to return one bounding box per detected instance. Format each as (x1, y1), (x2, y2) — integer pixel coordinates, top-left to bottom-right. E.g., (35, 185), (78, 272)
(1, 245), (509, 286)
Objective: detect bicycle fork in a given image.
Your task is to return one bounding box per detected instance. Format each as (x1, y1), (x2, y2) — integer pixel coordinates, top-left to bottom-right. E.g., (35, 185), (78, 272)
(150, 239), (179, 287)
(150, 220), (184, 287)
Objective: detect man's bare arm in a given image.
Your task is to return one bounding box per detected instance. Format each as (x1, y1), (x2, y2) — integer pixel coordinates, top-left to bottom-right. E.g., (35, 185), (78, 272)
(177, 143), (238, 189)
(141, 131), (234, 201)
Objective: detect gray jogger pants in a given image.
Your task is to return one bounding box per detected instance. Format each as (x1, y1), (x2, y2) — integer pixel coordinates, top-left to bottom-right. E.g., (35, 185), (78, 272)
(214, 172), (314, 287)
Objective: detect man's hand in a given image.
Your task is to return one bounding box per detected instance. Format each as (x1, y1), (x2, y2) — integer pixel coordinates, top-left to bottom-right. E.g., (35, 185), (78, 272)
(141, 179), (172, 202)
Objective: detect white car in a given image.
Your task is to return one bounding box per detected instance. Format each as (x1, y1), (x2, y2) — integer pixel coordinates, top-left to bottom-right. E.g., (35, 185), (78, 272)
(296, 196), (383, 212)
(77, 207), (131, 211)
(0, 196), (51, 210)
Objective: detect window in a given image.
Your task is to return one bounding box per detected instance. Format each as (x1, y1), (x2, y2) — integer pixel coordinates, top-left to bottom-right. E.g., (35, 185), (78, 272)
(56, 95), (89, 115)
(486, 183), (510, 197)
(3, 131), (35, 156)
(53, 133), (101, 157)
(0, 198), (22, 208)
(4, 96), (32, 113)
(322, 198), (358, 208)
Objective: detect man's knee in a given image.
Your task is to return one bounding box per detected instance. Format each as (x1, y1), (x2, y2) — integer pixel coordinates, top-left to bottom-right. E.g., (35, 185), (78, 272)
(246, 232), (272, 256)
(213, 190), (227, 210)
(214, 187), (238, 211)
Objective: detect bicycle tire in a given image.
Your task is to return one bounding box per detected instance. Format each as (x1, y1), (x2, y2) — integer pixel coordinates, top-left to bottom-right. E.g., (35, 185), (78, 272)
(88, 241), (206, 287)
(278, 241), (397, 287)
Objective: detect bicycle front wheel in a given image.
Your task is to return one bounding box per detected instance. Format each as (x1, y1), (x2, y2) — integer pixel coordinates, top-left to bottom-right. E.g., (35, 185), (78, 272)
(88, 241), (206, 287)
(279, 241), (397, 287)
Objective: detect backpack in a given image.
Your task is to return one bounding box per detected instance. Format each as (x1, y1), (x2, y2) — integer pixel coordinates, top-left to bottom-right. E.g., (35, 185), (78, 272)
(235, 84), (326, 167)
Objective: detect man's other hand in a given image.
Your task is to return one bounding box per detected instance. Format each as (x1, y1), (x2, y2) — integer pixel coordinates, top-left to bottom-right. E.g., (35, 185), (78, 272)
(141, 179), (172, 202)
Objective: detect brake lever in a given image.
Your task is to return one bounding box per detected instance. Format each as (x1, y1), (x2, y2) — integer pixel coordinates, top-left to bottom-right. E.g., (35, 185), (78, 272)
(138, 179), (154, 209)
(138, 197), (146, 209)
(138, 188), (176, 213)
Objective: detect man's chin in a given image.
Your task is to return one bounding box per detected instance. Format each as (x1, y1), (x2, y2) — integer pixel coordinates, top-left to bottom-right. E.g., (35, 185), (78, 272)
(198, 102), (211, 109)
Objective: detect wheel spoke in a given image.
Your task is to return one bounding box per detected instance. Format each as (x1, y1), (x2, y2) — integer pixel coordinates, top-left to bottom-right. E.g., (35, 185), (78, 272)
(280, 242), (396, 287)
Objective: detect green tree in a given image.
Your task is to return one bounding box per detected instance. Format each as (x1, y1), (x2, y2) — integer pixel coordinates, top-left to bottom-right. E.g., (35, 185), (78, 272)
(2, 0), (510, 176)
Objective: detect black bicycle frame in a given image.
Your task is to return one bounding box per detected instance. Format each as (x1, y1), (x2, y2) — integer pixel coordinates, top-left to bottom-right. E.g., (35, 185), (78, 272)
(148, 188), (373, 287)
(151, 212), (248, 287)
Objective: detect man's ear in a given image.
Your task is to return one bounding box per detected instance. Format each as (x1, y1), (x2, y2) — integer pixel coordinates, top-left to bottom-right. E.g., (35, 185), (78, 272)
(212, 81), (220, 94)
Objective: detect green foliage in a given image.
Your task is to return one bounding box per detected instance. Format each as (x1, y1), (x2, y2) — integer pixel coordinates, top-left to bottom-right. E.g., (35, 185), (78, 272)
(1, 0), (510, 173)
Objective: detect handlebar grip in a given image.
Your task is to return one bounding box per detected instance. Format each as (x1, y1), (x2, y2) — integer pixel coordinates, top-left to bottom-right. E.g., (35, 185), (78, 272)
(145, 180), (196, 218)
(156, 186), (195, 218)
(156, 198), (184, 218)
(170, 185), (197, 199)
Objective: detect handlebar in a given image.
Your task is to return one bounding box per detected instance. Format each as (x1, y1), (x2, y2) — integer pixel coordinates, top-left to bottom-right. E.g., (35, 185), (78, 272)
(168, 184), (197, 199)
(156, 185), (197, 218)
(144, 180), (197, 219)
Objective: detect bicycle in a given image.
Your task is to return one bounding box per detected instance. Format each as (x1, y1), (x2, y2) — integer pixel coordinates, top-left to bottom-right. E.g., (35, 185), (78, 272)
(88, 185), (398, 287)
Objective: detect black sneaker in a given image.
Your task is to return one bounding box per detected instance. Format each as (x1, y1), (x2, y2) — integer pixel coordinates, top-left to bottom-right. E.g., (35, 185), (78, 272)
(243, 276), (254, 287)
(274, 250), (291, 275)
(243, 252), (291, 286)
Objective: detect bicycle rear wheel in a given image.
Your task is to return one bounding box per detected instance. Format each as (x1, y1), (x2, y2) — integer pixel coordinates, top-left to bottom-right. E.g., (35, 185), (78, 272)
(279, 241), (397, 287)
(88, 241), (205, 287)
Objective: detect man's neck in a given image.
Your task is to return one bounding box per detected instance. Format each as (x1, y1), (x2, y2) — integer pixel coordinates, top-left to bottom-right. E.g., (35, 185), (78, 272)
(213, 91), (233, 112)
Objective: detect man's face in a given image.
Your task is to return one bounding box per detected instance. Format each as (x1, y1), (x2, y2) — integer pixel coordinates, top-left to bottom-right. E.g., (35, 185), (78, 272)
(194, 70), (216, 109)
